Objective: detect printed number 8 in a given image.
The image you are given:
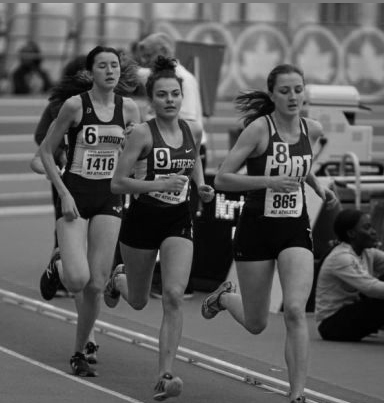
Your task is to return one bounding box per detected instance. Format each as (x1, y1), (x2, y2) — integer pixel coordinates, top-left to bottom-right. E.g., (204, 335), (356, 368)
(275, 143), (288, 164)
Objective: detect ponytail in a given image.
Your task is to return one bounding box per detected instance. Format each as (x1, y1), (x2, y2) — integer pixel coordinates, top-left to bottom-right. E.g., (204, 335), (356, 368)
(235, 90), (275, 128)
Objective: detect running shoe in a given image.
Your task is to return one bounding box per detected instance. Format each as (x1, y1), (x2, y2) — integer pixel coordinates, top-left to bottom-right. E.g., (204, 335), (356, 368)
(84, 341), (99, 364)
(39, 249), (63, 301)
(153, 373), (183, 401)
(290, 396), (306, 403)
(70, 352), (98, 377)
(103, 263), (125, 308)
(201, 280), (236, 319)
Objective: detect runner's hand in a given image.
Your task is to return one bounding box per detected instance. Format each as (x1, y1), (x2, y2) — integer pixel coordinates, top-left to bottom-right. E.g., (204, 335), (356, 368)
(268, 176), (300, 193)
(60, 193), (80, 221)
(198, 184), (215, 203)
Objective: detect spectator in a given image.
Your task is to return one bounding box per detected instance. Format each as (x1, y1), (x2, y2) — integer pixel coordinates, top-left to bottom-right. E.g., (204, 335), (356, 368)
(315, 208), (384, 341)
(11, 40), (52, 94)
(0, 53), (11, 94)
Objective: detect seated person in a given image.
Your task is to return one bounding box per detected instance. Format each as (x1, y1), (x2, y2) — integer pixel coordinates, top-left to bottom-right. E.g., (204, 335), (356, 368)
(315, 209), (384, 341)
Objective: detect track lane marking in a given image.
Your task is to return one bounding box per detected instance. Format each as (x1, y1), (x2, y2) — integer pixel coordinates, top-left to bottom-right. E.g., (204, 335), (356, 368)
(0, 289), (352, 403)
(0, 345), (144, 403)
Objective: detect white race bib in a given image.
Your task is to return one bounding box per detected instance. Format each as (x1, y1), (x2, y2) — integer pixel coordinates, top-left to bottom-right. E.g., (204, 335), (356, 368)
(148, 174), (189, 205)
(264, 188), (303, 217)
(81, 149), (117, 179)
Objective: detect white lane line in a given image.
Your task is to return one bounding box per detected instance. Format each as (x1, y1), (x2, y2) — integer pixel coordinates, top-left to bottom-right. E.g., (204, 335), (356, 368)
(0, 173), (46, 181)
(0, 152), (34, 161)
(0, 134), (33, 142)
(0, 289), (352, 403)
(0, 345), (144, 403)
(0, 116), (39, 123)
(0, 205), (53, 217)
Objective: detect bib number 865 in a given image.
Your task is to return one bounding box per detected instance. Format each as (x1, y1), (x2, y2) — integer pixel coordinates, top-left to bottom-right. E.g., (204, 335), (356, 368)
(272, 194), (297, 209)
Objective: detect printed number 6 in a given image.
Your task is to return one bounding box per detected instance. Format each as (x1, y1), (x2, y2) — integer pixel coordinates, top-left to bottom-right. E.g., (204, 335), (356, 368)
(84, 126), (97, 145)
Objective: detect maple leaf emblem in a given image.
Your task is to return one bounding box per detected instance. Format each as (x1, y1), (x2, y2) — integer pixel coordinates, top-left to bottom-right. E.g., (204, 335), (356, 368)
(297, 38), (335, 82)
(347, 40), (384, 83)
(240, 36), (280, 80)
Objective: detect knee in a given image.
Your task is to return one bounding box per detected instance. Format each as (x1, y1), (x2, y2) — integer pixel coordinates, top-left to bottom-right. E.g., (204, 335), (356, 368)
(162, 287), (184, 311)
(244, 319), (268, 335)
(65, 272), (89, 293)
(85, 279), (105, 295)
(283, 304), (306, 327)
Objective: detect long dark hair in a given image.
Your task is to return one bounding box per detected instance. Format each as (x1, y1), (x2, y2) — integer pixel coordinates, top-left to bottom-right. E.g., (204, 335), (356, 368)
(145, 55), (183, 100)
(235, 64), (305, 128)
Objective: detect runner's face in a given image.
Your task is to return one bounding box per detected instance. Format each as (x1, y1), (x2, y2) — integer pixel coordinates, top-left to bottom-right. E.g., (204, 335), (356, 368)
(91, 52), (120, 89)
(151, 78), (182, 119)
(270, 73), (305, 116)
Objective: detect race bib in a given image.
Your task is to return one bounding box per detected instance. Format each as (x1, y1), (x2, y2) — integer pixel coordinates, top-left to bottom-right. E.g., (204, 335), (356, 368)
(81, 149), (117, 179)
(148, 174), (189, 205)
(264, 188), (303, 217)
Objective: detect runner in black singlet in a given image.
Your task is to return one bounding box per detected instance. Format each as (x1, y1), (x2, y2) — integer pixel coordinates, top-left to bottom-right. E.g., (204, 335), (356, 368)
(105, 56), (214, 400)
(39, 46), (140, 377)
(201, 64), (337, 403)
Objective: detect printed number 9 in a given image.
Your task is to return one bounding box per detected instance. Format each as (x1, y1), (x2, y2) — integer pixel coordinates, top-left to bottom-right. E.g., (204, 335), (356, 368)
(156, 149), (168, 168)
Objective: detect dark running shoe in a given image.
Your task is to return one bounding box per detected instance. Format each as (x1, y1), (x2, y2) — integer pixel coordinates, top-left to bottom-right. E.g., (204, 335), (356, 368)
(201, 281), (236, 319)
(70, 352), (98, 377)
(103, 264), (125, 308)
(40, 249), (63, 301)
(84, 341), (99, 364)
(290, 396), (306, 403)
(153, 373), (183, 401)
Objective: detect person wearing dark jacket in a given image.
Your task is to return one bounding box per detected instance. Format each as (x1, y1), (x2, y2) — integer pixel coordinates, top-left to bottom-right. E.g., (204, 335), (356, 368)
(11, 40), (52, 94)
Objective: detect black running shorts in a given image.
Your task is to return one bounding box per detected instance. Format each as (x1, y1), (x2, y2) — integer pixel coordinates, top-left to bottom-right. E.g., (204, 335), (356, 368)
(233, 205), (313, 261)
(119, 199), (193, 249)
(56, 172), (123, 220)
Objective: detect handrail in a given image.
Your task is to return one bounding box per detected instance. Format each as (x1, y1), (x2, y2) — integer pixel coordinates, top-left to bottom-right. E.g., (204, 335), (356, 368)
(339, 151), (361, 210)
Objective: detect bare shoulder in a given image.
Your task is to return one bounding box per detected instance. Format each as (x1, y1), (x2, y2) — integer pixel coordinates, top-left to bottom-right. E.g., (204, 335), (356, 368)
(131, 121), (152, 142)
(61, 95), (82, 114)
(122, 96), (141, 124)
(303, 117), (324, 138)
(122, 96), (139, 110)
(241, 116), (268, 143)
